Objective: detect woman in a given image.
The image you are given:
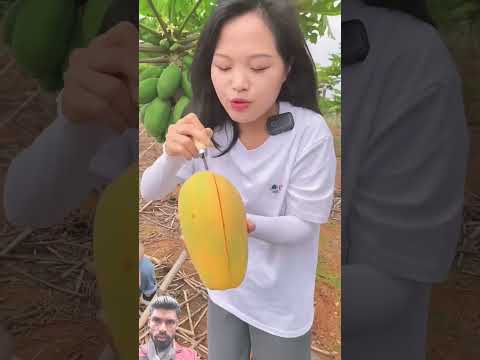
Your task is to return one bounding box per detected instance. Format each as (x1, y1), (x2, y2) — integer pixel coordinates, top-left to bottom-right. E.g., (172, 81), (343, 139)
(140, 0), (336, 359)
(342, 1), (468, 359)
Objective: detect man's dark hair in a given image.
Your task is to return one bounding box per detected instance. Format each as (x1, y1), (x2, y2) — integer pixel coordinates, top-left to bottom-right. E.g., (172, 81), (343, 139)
(149, 295), (181, 317)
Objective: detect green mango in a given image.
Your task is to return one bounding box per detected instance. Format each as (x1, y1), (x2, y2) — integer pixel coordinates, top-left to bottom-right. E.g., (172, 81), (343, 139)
(61, 5), (86, 74)
(156, 63), (182, 100)
(169, 43), (181, 52)
(139, 65), (165, 81)
(139, 63), (149, 74)
(181, 69), (193, 99)
(139, 103), (149, 124)
(142, 32), (159, 45)
(172, 96), (190, 124)
(139, 78), (158, 104)
(159, 38), (170, 50)
(144, 98), (171, 140)
(12, 0), (77, 78)
(82, 0), (113, 45)
(182, 55), (193, 68)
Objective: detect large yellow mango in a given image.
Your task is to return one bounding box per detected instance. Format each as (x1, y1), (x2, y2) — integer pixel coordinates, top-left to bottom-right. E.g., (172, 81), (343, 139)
(93, 164), (138, 360)
(178, 171), (248, 290)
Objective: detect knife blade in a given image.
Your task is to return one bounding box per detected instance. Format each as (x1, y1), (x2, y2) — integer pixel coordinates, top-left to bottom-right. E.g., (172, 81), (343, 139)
(194, 140), (209, 171)
(199, 148), (209, 170)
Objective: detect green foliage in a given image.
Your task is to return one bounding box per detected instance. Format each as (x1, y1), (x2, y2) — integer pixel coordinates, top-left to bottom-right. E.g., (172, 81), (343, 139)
(0, 0), (15, 17)
(317, 52), (341, 115)
(139, 0), (342, 139)
(428, 0), (480, 26)
(139, 0), (341, 57)
(296, 0), (341, 43)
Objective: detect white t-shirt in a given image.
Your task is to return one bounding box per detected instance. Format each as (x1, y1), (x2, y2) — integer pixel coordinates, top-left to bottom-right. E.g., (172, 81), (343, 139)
(175, 101), (336, 338)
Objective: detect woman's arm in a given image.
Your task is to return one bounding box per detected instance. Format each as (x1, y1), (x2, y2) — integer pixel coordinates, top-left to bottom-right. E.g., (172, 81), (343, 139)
(139, 150), (188, 202)
(247, 213), (320, 246)
(3, 100), (115, 228)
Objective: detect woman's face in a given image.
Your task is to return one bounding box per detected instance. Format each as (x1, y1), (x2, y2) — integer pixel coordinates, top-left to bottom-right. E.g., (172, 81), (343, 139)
(211, 10), (289, 125)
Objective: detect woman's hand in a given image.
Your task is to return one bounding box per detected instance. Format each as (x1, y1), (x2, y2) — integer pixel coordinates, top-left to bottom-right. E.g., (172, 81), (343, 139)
(247, 219), (256, 234)
(164, 113), (213, 160)
(62, 22), (138, 133)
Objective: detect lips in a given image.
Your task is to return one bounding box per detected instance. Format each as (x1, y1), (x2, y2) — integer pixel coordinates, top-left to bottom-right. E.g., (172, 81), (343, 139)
(230, 99), (251, 111)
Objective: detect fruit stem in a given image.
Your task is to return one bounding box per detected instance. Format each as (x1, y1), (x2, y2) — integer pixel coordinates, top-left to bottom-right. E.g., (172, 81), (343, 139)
(175, 43), (197, 57)
(139, 56), (170, 64)
(147, 0), (173, 44)
(177, 33), (200, 45)
(139, 44), (170, 54)
(139, 23), (163, 37)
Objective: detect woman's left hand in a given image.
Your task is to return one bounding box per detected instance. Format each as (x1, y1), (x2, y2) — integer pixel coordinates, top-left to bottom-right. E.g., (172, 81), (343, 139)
(247, 219), (256, 234)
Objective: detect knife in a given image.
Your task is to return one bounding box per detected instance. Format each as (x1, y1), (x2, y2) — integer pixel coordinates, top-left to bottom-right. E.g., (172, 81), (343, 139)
(194, 140), (209, 171)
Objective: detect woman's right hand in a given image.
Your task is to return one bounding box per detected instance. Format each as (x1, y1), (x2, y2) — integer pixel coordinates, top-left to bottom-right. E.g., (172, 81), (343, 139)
(164, 113), (213, 160)
(62, 22), (138, 133)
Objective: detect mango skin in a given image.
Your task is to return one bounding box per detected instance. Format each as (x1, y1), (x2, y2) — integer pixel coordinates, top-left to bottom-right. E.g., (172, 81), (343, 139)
(143, 98), (171, 140)
(156, 63), (182, 100)
(93, 164), (138, 360)
(139, 78), (158, 104)
(172, 96), (190, 124)
(82, 0), (114, 46)
(181, 69), (193, 99)
(178, 171), (248, 290)
(139, 65), (164, 81)
(12, 0), (76, 78)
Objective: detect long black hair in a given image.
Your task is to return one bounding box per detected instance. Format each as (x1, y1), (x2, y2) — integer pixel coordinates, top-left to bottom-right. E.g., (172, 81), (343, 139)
(190, 0), (320, 157)
(362, 0), (436, 26)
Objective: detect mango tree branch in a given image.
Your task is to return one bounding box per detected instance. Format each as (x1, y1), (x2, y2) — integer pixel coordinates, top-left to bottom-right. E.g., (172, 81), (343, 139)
(140, 44), (170, 53)
(140, 56), (170, 64)
(177, 33), (200, 45)
(139, 249), (188, 329)
(147, 0), (172, 43)
(175, 43), (197, 56)
(177, 0), (203, 35)
(139, 23), (163, 37)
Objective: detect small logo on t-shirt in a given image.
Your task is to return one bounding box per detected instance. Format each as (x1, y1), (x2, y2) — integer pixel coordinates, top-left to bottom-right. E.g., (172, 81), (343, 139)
(270, 184), (283, 194)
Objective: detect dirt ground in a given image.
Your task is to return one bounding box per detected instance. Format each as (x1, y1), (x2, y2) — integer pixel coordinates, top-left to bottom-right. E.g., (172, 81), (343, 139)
(0, 52), (110, 359)
(426, 270), (480, 360)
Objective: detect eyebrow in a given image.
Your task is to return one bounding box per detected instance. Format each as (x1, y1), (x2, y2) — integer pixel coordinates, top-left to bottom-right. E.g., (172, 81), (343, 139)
(214, 53), (273, 59)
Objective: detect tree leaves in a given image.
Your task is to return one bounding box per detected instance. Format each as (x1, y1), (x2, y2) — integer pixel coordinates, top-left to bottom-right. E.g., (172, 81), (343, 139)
(139, 0), (339, 44)
(317, 53), (341, 114)
(139, 0), (341, 72)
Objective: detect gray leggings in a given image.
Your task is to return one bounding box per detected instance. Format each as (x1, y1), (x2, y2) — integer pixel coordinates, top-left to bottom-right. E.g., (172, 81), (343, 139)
(207, 299), (311, 360)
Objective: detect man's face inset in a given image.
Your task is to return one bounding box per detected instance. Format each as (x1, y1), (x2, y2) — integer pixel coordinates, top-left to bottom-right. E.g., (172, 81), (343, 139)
(148, 308), (178, 350)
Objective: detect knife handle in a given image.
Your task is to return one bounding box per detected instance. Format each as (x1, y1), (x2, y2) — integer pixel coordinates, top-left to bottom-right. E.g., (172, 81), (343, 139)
(194, 140), (207, 154)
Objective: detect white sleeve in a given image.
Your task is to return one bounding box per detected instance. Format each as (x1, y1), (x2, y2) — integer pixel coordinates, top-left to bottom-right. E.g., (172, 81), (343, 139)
(248, 213), (320, 246)
(285, 135), (336, 223)
(3, 91), (115, 228)
(140, 146), (195, 201)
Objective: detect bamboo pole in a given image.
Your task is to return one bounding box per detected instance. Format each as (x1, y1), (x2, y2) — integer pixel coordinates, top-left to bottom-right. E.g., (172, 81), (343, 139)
(139, 249), (188, 328)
